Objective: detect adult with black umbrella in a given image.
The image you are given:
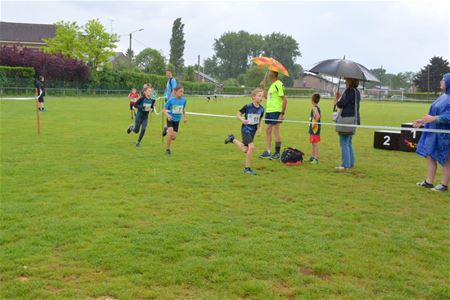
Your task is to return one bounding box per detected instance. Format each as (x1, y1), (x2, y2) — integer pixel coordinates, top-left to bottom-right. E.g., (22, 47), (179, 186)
(307, 58), (379, 170)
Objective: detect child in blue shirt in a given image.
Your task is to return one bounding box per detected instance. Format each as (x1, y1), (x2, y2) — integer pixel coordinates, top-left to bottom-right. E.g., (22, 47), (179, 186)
(224, 88), (265, 175)
(163, 85), (187, 155)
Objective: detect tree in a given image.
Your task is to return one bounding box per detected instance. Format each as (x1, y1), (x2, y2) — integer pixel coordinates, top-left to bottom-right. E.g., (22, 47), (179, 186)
(213, 31), (263, 80)
(135, 48), (166, 75)
(169, 18), (185, 74)
(261, 33), (301, 87)
(414, 56), (450, 93)
(244, 65), (266, 88)
(42, 21), (83, 59)
(42, 19), (118, 72)
(184, 66), (195, 81)
(222, 78), (239, 87)
(81, 19), (118, 71)
(204, 56), (220, 79)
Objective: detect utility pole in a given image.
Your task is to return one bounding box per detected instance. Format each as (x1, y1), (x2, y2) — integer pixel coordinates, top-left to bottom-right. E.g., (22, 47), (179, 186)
(128, 28), (144, 70)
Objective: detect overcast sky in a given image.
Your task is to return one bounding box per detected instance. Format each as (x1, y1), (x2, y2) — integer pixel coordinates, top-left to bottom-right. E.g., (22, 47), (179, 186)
(1, 0), (449, 74)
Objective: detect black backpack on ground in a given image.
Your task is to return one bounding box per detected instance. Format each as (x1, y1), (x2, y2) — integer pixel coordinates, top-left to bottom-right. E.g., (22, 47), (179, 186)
(280, 147), (305, 165)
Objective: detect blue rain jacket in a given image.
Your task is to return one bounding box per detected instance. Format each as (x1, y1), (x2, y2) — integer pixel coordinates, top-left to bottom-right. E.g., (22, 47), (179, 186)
(416, 73), (450, 166)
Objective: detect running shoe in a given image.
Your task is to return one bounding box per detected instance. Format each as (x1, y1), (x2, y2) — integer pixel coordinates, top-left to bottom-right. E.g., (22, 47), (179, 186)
(243, 167), (257, 176)
(127, 124), (133, 134)
(431, 184), (448, 192)
(270, 152), (281, 160)
(135, 141), (140, 147)
(310, 158), (319, 164)
(224, 134), (235, 144)
(165, 149), (171, 156)
(259, 151), (271, 159)
(416, 180), (434, 188)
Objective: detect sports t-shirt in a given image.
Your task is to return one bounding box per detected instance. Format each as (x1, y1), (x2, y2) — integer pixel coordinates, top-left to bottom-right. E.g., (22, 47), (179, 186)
(35, 80), (45, 97)
(239, 103), (265, 134)
(128, 92), (139, 104)
(308, 106), (321, 135)
(134, 96), (154, 118)
(165, 96), (186, 122)
(165, 77), (177, 99)
(266, 79), (285, 113)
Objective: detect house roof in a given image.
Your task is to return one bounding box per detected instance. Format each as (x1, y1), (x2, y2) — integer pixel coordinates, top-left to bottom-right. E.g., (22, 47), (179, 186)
(194, 70), (220, 84)
(0, 21), (56, 44)
(298, 72), (337, 85)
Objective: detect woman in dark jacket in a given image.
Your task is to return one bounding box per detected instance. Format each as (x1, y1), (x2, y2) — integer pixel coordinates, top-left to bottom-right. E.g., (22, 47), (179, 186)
(334, 78), (361, 170)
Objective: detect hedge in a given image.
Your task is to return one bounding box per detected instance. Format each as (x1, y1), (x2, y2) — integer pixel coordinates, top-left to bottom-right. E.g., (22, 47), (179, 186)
(0, 66), (35, 87)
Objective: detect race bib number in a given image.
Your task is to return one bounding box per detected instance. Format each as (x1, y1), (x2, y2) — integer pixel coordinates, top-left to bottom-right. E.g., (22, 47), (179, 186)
(247, 113), (260, 125)
(143, 103), (152, 111)
(172, 105), (183, 114)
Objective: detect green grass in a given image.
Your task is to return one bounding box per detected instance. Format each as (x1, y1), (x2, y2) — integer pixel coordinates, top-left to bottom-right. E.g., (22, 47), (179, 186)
(1, 96), (449, 299)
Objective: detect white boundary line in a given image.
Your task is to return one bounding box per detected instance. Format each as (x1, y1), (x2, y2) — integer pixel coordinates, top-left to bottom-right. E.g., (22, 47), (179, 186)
(186, 111), (450, 134)
(0, 97), (36, 100)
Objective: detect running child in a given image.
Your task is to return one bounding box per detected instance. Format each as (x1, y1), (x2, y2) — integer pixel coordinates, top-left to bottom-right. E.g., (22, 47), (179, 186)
(224, 88), (265, 175)
(162, 85), (187, 156)
(126, 86), (155, 147)
(128, 87), (139, 119)
(308, 93), (321, 164)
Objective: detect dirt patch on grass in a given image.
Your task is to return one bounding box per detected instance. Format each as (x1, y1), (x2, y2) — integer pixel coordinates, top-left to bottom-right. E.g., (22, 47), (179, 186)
(94, 296), (116, 300)
(299, 266), (332, 281)
(19, 276), (29, 282)
(273, 282), (296, 300)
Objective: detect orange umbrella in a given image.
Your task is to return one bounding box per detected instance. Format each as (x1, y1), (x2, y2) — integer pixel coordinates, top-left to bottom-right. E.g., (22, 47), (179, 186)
(251, 56), (289, 77)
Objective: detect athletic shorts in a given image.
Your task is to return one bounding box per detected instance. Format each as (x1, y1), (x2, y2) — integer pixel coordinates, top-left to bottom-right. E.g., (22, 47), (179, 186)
(167, 120), (180, 132)
(310, 134), (321, 143)
(130, 103), (136, 110)
(38, 96), (45, 103)
(265, 112), (282, 125)
(242, 130), (255, 146)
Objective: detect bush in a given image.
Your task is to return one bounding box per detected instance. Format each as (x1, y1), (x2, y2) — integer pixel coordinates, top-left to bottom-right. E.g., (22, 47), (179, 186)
(0, 66), (35, 87)
(0, 46), (90, 87)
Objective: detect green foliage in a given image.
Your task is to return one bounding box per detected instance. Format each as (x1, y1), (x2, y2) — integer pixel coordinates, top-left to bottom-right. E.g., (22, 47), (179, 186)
(88, 69), (213, 93)
(43, 19), (118, 71)
(1, 98), (448, 299)
(214, 31), (263, 80)
(221, 85), (246, 94)
(244, 66), (266, 88)
(222, 78), (239, 87)
(210, 31), (301, 86)
(0, 66), (35, 87)
(414, 56), (450, 92)
(262, 32), (301, 87)
(169, 18), (185, 75)
(135, 48), (166, 75)
(184, 66), (195, 81)
(42, 21), (83, 59)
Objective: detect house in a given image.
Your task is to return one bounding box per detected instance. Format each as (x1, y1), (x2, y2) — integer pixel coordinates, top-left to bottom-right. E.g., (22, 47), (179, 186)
(0, 21), (56, 50)
(366, 86), (390, 98)
(194, 70), (221, 85)
(293, 73), (337, 94)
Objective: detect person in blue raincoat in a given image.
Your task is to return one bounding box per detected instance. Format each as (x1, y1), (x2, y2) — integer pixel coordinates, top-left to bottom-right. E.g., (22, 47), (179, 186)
(413, 73), (450, 192)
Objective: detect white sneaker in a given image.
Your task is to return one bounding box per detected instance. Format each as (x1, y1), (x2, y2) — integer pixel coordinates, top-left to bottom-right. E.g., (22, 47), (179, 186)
(335, 166), (345, 170)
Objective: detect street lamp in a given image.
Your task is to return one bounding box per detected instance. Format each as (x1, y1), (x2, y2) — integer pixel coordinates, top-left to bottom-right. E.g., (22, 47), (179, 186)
(128, 28), (144, 69)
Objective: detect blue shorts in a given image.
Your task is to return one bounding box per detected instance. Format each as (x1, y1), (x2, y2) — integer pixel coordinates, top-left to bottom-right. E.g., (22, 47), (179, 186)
(265, 112), (282, 125)
(241, 130), (256, 146)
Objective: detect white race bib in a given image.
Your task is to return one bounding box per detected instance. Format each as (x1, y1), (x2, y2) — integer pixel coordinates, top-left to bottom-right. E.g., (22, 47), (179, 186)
(143, 103), (152, 111)
(172, 105), (183, 114)
(247, 113), (260, 125)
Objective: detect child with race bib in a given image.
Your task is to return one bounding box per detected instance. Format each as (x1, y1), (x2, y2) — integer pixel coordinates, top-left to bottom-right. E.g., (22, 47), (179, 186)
(162, 85), (187, 156)
(225, 88), (265, 175)
(126, 86), (155, 147)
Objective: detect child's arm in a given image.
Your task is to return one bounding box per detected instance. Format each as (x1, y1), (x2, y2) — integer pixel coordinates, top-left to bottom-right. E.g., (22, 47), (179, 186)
(257, 117), (263, 136)
(183, 106), (187, 123)
(312, 107), (320, 121)
(163, 101), (172, 121)
(236, 112), (249, 125)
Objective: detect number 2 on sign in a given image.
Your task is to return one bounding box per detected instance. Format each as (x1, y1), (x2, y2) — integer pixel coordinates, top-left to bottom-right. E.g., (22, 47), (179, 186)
(383, 135), (391, 146)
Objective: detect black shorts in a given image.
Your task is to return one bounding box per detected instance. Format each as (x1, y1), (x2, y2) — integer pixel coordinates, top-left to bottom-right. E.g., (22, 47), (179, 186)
(265, 112), (281, 125)
(242, 131), (255, 146)
(130, 103), (135, 110)
(38, 96), (45, 103)
(167, 120), (180, 132)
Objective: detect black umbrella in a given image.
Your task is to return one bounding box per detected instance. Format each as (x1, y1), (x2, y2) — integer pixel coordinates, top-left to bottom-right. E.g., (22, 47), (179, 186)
(307, 58), (380, 82)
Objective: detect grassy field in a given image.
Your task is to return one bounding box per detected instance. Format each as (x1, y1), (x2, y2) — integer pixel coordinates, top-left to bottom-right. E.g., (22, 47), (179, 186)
(1, 95), (448, 299)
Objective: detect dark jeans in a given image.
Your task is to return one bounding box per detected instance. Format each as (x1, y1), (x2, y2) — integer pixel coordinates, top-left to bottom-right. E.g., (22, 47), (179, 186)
(134, 116), (148, 142)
